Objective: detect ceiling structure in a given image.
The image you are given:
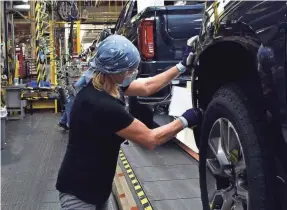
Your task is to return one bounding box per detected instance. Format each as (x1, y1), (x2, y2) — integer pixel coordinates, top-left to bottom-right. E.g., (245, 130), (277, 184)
(79, 1), (124, 45)
(8, 1), (200, 45)
(11, 0), (125, 43)
(80, 24), (115, 45)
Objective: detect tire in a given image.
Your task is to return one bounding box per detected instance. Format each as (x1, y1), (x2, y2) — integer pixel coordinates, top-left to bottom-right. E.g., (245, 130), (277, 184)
(57, 1), (71, 21)
(57, 1), (79, 21)
(199, 83), (276, 210)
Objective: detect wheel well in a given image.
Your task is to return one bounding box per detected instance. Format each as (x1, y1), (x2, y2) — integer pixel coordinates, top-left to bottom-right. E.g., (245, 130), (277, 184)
(194, 41), (261, 109)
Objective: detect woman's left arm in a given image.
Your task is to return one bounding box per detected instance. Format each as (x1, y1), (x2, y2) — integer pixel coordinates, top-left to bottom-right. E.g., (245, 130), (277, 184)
(123, 66), (180, 97)
(123, 45), (194, 97)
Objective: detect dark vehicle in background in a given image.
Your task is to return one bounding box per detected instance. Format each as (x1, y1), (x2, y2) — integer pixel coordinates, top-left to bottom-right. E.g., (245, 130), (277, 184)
(114, 0), (204, 128)
(191, 1), (287, 210)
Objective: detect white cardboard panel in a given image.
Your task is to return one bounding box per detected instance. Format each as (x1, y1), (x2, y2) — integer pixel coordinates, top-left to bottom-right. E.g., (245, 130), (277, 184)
(169, 86), (192, 117)
(169, 82), (199, 153)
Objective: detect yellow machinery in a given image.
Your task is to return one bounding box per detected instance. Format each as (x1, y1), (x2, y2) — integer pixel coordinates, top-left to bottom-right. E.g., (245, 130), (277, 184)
(27, 0), (123, 113)
(26, 1), (57, 112)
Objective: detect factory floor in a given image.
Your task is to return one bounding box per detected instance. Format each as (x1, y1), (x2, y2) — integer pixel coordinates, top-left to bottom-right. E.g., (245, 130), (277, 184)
(1, 112), (202, 210)
(1, 113), (118, 210)
(120, 141), (202, 210)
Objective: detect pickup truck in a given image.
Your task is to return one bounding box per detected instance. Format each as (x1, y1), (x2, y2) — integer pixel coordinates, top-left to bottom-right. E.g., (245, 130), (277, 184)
(191, 1), (287, 210)
(114, 0), (204, 128)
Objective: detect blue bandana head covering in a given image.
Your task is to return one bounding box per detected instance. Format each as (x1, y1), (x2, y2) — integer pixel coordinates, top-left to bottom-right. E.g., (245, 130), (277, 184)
(92, 34), (140, 74)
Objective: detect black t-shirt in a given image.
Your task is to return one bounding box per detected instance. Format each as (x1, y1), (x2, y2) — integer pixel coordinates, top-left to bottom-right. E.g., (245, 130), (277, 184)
(56, 83), (134, 205)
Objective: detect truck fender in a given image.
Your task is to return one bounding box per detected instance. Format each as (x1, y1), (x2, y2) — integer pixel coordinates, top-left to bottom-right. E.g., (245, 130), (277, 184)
(194, 1), (287, 191)
(192, 36), (285, 152)
(193, 35), (281, 109)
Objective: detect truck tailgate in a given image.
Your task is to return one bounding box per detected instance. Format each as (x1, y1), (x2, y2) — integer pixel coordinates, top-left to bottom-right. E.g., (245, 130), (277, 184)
(156, 4), (204, 62)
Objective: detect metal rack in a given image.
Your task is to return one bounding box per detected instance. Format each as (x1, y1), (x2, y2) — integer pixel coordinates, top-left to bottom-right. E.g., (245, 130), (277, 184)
(24, 58), (37, 80)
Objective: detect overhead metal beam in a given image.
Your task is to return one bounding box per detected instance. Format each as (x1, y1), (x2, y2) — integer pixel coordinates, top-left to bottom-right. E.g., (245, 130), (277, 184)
(54, 19), (117, 25)
(13, 19), (31, 24)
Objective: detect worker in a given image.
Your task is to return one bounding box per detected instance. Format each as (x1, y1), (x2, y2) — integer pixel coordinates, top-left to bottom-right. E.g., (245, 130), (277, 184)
(56, 35), (201, 209)
(58, 41), (98, 130)
(58, 67), (94, 130)
(57, 78), (81, 130)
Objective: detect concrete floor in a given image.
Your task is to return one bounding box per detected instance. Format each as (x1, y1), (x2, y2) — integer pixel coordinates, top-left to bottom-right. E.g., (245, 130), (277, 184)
(121, 141), (202, 210)
(1, 113), (118, 210)
(1, 112), (202, 210)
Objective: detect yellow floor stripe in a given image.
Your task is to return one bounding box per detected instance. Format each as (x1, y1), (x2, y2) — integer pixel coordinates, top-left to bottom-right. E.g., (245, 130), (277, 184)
(141, 198), (148, 205)
(137, 191), (144, 197)
(134, 185), (141, 190)
(119, 149), (153, 210)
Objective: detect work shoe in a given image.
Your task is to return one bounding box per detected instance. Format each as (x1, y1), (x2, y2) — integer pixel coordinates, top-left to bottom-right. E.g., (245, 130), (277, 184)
(58, 122), (69, 130)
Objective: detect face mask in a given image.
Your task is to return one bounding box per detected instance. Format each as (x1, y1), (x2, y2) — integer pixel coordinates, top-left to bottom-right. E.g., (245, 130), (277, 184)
(120, 70), (138, 87)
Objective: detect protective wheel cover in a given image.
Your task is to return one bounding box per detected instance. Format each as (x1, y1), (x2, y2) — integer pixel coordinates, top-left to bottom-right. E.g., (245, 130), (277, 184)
(199, 83), (276, 210)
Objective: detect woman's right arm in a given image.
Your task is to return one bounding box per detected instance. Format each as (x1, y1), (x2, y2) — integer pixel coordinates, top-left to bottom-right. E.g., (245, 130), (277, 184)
(116, 118), (184, 150)
(116, 108), (201, 149)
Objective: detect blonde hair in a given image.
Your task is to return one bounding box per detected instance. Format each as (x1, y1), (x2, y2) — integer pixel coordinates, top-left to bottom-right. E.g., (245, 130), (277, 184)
(92, 72), (120, 98)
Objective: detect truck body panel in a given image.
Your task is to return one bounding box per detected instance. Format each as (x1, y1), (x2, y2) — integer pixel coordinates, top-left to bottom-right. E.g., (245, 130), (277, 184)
(192, 1), (287, 207)
(113, 1), (204, 127)
(115, 1), (204, 88)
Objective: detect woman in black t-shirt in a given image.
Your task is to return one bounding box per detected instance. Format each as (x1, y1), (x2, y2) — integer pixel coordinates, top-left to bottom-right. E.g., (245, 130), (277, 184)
(56, 35), (201, 210)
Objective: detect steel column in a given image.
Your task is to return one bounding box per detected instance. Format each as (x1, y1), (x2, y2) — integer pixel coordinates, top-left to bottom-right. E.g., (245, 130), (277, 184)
(35, 1), (42, 85)
(76, 21), (81, 54)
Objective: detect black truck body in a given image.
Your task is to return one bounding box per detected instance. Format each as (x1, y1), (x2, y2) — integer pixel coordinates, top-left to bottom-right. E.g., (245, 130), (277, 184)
(114, 1), (204, 127)
(192, 1), (287, 209)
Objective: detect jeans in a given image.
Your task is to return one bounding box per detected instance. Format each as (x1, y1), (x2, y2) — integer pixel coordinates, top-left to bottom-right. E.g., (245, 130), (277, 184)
(59, 193), (109, 210)
(59, 95), (74, 127)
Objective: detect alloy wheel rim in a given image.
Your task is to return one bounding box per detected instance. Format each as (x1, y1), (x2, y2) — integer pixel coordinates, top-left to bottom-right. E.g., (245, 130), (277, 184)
(206, 118), (249, 210)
